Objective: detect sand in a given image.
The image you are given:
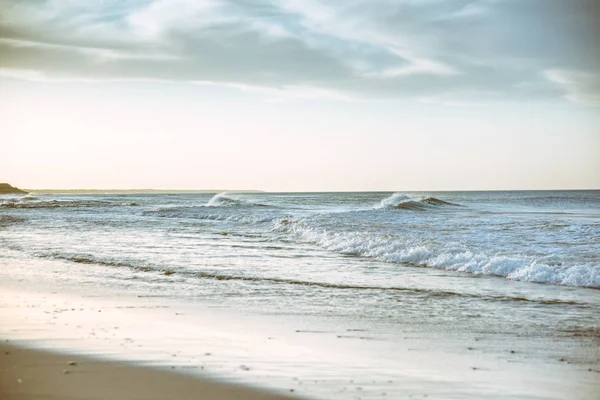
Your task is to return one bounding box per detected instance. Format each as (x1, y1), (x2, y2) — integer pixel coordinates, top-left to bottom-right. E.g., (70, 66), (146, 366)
(1, 285), (598, 399)
(0, 343), (298, 400)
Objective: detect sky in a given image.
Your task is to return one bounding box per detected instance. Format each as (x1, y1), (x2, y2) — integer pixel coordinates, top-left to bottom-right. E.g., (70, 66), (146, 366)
(1, 0), (599, 191)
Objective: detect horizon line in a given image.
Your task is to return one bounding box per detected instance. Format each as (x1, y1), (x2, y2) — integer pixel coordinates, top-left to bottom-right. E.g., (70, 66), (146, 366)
(21, 188), (600, 193)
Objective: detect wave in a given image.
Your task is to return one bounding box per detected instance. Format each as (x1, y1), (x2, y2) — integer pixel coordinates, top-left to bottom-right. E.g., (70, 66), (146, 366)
(20, 194), (39, 201)
(46, 254), (170, 274)
(421, 197), (458, 206)
(206, 192), (269, 208)
(0, 215), (26, 227)
(142, 206), (278, 224)
(273, 219), (600, 289)
(377, 193), (460, 210)
(0, 198), (139, 209)
(46, 253), (583, 306)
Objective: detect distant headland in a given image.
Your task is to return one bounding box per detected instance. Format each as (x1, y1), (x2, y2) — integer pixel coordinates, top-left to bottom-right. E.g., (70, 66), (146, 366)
(0, 183), (28, 194)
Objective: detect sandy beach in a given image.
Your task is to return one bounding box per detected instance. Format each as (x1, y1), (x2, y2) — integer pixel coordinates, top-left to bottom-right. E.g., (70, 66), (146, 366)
(1, 279), (599, 400)
(0, 342), (297, 400)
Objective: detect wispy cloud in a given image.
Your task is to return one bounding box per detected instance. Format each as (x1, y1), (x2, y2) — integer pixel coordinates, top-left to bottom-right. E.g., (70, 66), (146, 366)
(0, 0), (598, 105)
(191, 80), (358, 102)
(545, 69), (600, 106)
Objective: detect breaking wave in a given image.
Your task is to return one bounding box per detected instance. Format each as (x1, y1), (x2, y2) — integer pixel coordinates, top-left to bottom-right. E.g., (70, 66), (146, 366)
(20, 194), (39, 201)
(206, 192), (269, 207)
(273, 218), (600, 289)
(377, 193), (460, 210)
(42, 253), (583, 305)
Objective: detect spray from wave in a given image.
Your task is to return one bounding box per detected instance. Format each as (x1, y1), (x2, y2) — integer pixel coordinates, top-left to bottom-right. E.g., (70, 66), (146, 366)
(206, 192), (269, 207)
(207, 192), (244, 207)
(377, 193), (460, 210)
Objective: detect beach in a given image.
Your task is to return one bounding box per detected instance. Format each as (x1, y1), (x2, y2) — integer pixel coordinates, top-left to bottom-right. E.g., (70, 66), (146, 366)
(1, 191), (599, 399)
(0, 342), (296, 400)
(1, 276), (598, 399)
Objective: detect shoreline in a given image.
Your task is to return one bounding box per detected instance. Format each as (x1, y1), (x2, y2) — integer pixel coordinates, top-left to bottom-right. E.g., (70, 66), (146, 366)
(0, 342), (298, 400)
(1, 283), (599, 400)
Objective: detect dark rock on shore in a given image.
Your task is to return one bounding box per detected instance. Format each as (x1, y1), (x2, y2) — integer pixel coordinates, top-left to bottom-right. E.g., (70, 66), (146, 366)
(0, 183), (28, 194)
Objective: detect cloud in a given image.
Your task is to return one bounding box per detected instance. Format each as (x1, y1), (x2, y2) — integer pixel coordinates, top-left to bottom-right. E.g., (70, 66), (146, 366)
(0, 0), (599, 105)
(192, 80), (358, 102)
(545, 69), (600, 106)
(366, 59), (459, 78)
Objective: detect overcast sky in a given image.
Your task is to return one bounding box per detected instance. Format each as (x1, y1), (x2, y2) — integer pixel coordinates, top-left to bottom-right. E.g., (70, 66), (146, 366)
(1, 0), (599, 191)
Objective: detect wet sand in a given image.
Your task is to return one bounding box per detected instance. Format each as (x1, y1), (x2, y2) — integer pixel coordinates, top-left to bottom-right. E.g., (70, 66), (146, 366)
(0, 342), (297, 400)
(1, 283), (598, 400)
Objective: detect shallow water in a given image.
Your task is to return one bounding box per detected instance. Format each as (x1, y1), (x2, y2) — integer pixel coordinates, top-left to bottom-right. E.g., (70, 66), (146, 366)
(1, 191), (599, 398)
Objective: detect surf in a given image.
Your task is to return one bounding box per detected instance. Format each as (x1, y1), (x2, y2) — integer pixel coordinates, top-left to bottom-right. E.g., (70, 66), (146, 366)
(376, 193), (461, 210)
(206, 192), (270, 207)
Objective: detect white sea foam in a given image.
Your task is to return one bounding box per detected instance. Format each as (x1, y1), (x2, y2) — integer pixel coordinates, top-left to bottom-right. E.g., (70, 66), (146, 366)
(273, 218), (600, 288)
(206, 192), (269, 208)
(378, 193), (414, 208)
(207, 192), (243, 207)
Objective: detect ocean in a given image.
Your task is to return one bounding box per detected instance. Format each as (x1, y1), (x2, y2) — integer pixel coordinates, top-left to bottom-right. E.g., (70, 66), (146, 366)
(1, 191), (599, 399)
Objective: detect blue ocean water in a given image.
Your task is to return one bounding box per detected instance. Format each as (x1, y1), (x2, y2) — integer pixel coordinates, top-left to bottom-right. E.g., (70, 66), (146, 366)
(1, 191), (599, 334)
